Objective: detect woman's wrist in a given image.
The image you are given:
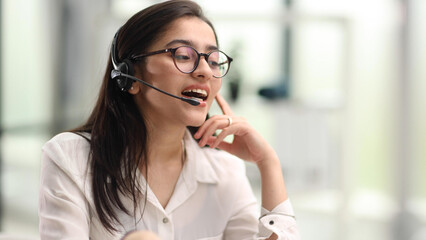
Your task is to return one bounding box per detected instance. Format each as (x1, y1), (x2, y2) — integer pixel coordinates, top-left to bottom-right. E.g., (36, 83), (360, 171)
(255, 149), (281, 172)
(256, 148), (288, 210)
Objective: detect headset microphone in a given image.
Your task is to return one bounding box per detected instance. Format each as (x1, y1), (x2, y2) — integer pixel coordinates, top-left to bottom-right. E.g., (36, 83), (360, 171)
(110, 28), (200, 106)
(111, 70), (201, 106)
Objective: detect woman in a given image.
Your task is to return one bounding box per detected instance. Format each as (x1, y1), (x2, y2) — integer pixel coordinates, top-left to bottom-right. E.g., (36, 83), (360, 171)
(39, 1), (299, 239)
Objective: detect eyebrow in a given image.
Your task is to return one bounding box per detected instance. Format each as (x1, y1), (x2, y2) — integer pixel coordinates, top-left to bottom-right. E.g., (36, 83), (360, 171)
(165, 39), (218, 51)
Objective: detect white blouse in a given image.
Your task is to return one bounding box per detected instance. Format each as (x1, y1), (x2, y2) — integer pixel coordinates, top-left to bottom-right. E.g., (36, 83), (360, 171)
(39, 131), (299, 240)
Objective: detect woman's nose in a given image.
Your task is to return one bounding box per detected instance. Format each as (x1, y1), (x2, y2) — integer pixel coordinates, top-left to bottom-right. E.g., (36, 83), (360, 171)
(191, 56), (213, 80)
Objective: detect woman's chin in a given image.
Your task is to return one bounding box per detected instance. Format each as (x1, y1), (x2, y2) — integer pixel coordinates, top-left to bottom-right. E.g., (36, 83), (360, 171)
(186, 117), (207, 128)
(188, 121), (204, 128)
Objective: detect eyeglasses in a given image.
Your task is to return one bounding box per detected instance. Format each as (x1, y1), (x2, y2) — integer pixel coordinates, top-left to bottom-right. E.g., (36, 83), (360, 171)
(130, 46), (233, 78)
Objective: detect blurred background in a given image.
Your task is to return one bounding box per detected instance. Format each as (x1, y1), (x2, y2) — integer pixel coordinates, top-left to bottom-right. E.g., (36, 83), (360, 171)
(1, 0), (425, 239)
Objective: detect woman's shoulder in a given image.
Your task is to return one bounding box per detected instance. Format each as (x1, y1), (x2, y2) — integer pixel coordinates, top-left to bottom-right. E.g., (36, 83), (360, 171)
(43, 132), (90, 154)
(42, 132), (92, 175)
(47, 131), (90, 143)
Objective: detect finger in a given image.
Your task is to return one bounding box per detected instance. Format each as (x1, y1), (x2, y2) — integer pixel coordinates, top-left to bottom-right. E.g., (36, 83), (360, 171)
(198, 122), (219, 147)
(195, 115), (228, 140)
(205, 136), (218, 147)
(194, 115), (218, 140)
(211, 126), (234, 149)
(206, 137), (243, 160)
(194, 116), (216, 139)
(197, 116), (230, 147)
(216, 93), (233, 116)
(212, 140), (234, 153)
(205, 136), (233, 152)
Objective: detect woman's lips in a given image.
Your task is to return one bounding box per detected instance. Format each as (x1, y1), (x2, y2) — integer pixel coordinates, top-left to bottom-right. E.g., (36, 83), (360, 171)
(181, 88), (208, 102)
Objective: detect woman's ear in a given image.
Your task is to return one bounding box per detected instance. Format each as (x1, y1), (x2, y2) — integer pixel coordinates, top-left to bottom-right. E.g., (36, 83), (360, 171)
(129, 67), (145, 95)
(128, 81), (140, 95)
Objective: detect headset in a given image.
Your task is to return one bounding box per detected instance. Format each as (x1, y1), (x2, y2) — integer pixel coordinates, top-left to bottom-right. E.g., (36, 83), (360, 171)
(110, 28), (200, 106)
(110, 29), (135, 92)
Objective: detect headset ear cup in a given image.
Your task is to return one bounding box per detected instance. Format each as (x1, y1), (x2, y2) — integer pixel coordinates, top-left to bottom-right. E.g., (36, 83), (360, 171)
(115, 59), (135, 91)
(123, 59), (135, 76)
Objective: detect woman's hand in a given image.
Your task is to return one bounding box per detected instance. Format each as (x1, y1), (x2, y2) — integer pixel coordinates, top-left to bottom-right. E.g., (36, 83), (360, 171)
(194, 93), (277, 166)
(195, 93), (288, 218)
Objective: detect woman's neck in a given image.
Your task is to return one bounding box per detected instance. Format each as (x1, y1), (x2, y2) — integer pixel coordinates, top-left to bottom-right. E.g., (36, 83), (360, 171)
(141, 124), (187, 209)
(146, 123), (186, 166)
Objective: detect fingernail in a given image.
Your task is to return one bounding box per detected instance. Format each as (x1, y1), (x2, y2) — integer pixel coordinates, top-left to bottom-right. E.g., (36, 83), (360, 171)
(194, 132), (200, 139)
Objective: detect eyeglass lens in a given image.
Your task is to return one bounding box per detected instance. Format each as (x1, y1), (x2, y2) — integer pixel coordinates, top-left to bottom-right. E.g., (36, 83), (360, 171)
(173, 47), (230, 78)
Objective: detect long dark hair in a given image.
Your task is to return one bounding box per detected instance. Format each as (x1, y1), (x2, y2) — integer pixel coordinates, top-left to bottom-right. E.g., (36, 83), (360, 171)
(71, 0), (216, 233)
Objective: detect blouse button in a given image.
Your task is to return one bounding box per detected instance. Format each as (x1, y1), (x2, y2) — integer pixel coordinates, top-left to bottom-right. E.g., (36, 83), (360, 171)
(162, 217), (169, 223)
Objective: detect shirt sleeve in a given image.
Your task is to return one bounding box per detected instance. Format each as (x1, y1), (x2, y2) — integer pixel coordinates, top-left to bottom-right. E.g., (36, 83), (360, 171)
(258, 199), (300, 240)
(221, 168), (300, 240)
(39, 148), (91, 240)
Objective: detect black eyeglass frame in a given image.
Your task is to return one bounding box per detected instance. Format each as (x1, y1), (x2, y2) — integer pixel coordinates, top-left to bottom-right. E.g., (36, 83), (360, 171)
(130, 46), (233, 78)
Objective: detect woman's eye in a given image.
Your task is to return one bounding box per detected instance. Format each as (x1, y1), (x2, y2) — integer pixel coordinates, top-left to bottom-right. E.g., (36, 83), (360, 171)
(208, 60), (219, 67)
(175, 55), (191, 61)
